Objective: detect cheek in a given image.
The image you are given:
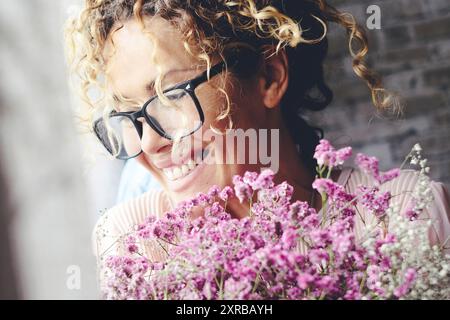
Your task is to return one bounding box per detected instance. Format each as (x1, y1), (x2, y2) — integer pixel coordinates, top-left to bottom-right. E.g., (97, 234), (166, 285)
(233, 86), (266, 129)
(135, 153), (164, 184)
(198, 78), (264, 134)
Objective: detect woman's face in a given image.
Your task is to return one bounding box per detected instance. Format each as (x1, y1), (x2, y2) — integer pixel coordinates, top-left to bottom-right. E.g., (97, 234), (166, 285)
(103, 16), (273, 204)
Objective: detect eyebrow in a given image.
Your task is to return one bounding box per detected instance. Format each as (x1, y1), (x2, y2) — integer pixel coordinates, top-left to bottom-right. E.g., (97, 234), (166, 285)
(113, 68), (197, 102)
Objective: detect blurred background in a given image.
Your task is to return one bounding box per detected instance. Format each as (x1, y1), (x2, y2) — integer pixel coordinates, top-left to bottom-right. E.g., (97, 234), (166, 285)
(0, 0), (122, 299)
(0, 0), (449, 299)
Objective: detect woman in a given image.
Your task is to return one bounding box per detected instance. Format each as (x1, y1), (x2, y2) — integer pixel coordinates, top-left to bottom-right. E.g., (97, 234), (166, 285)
(65, 0), (450, 276)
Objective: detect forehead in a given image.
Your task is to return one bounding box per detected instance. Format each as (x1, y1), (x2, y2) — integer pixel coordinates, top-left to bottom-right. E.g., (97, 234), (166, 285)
(103, 16), (195, 99)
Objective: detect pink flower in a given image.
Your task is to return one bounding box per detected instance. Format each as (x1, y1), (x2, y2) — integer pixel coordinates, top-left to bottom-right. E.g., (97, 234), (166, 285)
(297, 273), (315, 290)
(252, 169), (275, 190)
(243, 171), (258, 186)
(100, 141), (447, 301)
(309, 229), (331, 247)
(366, 265), (385, 296)
(394, 268), (417, 298)
(357, 186), (392, 218)
(314, 139), (353, 168)
(312, 178), (335, 194)
(207, 185), (220, 198)
(355, 153), (400, 185)
(403, 199), (419, 221)
(280, 227), (298, 249)
(378, 168), (400, 184)
(314, 139), (334, 166)
(312, 178), (355, 204)
(355, 153), (380, 179)
(218, 186), (234, 201)
(234, 183), (252, 203)
(232, 175), (253, 203)
(332, 233), (354, 257)
(308, 248), (330, 265)
(335, 147), (353, 165)
(124, 235), (138, 254)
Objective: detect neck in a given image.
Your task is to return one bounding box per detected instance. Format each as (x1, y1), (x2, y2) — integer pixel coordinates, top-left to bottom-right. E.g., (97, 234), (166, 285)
(226, 110), (320, 219)
(274, 120), (318, 208)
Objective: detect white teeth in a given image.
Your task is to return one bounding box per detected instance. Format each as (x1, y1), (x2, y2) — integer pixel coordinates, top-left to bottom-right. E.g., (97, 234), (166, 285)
(163, 168), (174, 180)
(194, 148), (205, 164)
(187, 159), (195, 170)
(172, 167), (182, 180)
(162, 160), (198, 181)
(197, 148), (210, 164)
(162, 148), (212, 181)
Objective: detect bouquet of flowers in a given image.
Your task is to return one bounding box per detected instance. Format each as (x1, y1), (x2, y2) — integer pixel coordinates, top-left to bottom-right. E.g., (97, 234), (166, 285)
(100, 140), (450, 300)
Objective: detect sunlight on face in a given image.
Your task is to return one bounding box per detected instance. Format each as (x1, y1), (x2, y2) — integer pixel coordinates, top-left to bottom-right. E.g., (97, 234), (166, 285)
(103, 16), (268, 204)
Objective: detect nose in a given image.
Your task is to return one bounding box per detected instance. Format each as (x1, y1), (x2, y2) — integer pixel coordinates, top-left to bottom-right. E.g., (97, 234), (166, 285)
(140, 122), (172, 155)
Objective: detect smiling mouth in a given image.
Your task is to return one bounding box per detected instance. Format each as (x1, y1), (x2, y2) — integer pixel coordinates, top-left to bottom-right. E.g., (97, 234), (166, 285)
(161, 147), (211, 181)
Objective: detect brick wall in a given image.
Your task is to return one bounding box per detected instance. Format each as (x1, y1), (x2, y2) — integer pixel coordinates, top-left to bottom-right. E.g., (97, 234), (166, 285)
(305, 0), (450, 189)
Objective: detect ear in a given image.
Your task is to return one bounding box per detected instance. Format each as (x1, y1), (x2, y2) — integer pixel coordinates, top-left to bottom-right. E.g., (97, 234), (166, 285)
(258, 47), (289, 109)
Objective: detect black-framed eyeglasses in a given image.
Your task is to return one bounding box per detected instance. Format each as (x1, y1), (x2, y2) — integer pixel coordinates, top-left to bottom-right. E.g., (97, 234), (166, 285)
(93, 60), (229, 160)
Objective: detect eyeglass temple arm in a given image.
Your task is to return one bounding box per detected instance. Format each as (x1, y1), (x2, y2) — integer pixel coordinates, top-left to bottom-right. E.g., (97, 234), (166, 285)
(189, 57), (239, 89)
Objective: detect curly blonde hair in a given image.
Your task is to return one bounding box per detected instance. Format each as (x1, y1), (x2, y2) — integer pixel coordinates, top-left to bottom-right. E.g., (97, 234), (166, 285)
(65, 0), (402, 173)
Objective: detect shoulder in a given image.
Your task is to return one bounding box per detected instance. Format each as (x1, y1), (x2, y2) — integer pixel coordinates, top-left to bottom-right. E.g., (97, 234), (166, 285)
(344, 166), (450, 221)
(92, 188), (171, 259)
(346, 166), (447, 193)
(346, 166), (450, 249)
(346, 166), (442, 203)
(345, 167), (421, 191)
